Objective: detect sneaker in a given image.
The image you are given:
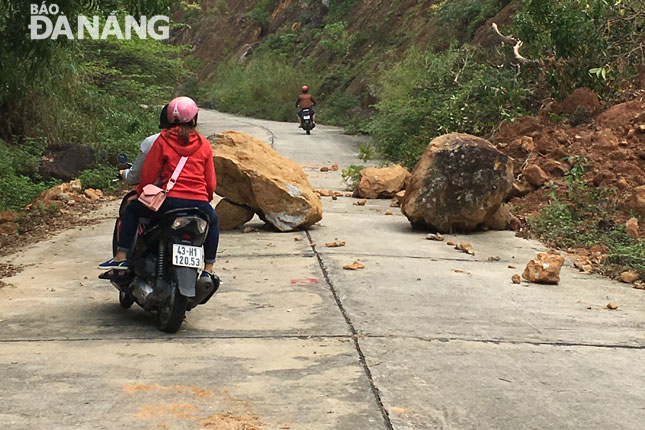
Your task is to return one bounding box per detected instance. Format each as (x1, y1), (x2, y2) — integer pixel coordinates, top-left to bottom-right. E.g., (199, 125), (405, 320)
(98, 258), (129, 271)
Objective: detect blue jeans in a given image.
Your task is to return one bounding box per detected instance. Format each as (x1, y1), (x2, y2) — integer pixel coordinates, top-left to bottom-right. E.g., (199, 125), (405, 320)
(118, 198), (220, 264)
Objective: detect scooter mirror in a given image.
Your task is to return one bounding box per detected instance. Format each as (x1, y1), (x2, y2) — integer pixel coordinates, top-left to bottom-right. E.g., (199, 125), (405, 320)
(116, 153), (129, 165)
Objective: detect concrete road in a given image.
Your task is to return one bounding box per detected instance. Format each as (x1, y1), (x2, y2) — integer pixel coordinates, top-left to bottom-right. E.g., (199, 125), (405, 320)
(1, 110), (644, 430)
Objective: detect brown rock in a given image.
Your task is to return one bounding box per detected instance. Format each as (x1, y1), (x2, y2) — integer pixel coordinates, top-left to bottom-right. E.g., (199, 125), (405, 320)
(485, 203), (513, 230)
(38, 183), (67, 202)
(401, 133), (514, 232)
(512, 274), (521, 284)
(606, 302), (618, 310)
(619, 270), (640, 284)
(558, 88), (601, 116)
(317, 189), (333, 197)
(426, 233), (444, 241)
(355, 199), (367, 206)
(84, 188), (101, 201)
(541, 159), (570, 177)
(215, 199), (255, 230)
(209, 131), (322, 231)
(510, 179), (536, 198)
(384, 210), (393, 216)
(523, 164), (549, 187)
(522, 253), (565, 284)
(594, 128), (619, 150)
(357, 165), (411, 199)
(69, 179), (82, 193)
(509, 136), (535, 153)
(597, 100), (645, 129)
(626, 217), (639, 239)
(632, 185), (645, 217)
(446, 240), (456, 246)
(330, 163), (339, 171)
(344, 192), (352, 197)
(320, 166), (330, 172)
(573, 256), (593, 274)
(508, 264), (516, 269)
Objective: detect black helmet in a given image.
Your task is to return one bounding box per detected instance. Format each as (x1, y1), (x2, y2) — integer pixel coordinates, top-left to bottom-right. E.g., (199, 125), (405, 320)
(159, 104), (171, 129)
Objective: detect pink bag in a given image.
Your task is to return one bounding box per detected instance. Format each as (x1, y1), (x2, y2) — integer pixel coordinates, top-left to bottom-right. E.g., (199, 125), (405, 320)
(138, 156), (188, 211)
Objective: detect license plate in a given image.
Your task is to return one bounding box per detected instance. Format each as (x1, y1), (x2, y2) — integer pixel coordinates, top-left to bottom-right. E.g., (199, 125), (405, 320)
(172, 244), (202, 268)
(303, 115), (311, 120)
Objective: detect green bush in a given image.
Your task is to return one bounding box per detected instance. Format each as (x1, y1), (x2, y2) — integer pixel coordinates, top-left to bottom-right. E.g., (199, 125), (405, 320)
(513, 0), (643, 98)
(79, 166), (120, 192)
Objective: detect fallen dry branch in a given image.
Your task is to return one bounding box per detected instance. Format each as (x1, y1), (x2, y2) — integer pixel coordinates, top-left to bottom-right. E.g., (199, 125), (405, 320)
(491, 23), (539, 65)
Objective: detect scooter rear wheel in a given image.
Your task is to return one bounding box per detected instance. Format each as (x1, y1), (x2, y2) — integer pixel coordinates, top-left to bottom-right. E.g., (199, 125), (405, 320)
(157, 283), (187, 333)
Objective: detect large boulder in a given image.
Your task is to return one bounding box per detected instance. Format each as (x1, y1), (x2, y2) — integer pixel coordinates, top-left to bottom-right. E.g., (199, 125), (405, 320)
(216, 199), (255, 231)
(357, 165), (411, 199)
(209, 131), (322, 231)
(401, 133), (514, 232)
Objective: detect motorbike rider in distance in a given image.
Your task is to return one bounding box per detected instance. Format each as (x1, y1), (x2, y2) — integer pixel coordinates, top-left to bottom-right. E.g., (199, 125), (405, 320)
(296, 85), (316, 128)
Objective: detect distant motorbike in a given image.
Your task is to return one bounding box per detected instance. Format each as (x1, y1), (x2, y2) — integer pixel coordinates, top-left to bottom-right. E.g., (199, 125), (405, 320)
(106, 153), (220, 333)
(301, 108), (315, 135)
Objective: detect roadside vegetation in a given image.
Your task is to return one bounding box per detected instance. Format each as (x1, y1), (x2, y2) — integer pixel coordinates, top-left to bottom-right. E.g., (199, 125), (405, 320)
(0, 1), (193, 212)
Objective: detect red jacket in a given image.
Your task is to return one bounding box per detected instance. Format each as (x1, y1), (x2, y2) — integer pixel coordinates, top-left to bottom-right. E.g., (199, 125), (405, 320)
(136, 128), (216, 202)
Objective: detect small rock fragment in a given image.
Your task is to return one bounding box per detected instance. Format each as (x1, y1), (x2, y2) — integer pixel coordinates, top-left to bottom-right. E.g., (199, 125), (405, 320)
(330, 163), (339, 171)
(573, 256), (593, 274)
(343, 261), (365, 270)
(345, 192), (352, 197)
(242, 226), (258, 233)
(317, 189), (333, 197)
(606, 302), (618, 310)
(320, 166), (330, 172)
(325, 238), (346, 248)
(626, 217), (639, 239)
(355, 199), (367, 206)
(384, 210), (393, 216)
(446, 240), (456, 246)
(426, 233), (444, 241)
(455, 242), (475, 256)
(488, 256), (501, 262)
(294, 237), (301, 241)
(508, 264), (516, 269)
(512, 274), (521, 284)
(522, 253), (565, 284)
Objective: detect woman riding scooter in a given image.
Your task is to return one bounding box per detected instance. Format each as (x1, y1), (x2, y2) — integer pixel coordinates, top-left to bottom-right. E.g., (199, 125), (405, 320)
(99, 96), (220, 283)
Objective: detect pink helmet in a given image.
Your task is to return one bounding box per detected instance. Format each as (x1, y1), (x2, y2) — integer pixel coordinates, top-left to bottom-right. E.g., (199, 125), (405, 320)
(167, 96), (199, 124)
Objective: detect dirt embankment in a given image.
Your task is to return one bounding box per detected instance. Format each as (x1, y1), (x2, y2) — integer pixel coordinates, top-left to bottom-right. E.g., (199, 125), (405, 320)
(493, 89), (645, 235)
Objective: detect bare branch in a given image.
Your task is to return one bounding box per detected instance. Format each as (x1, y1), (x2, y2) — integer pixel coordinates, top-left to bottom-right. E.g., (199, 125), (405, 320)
(491, 23), (538, 65)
